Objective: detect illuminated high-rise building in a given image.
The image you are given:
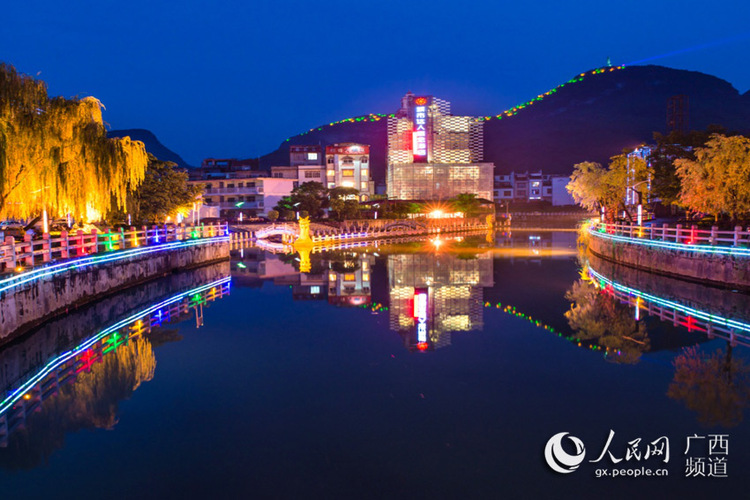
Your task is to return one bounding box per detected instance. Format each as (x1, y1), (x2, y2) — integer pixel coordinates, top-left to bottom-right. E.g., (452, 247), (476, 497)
(325, 143), (373, 201)
(386, 93), (494, 201)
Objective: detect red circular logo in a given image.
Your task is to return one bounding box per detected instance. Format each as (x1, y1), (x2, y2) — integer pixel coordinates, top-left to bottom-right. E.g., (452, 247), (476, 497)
(414, 97), (427, 105)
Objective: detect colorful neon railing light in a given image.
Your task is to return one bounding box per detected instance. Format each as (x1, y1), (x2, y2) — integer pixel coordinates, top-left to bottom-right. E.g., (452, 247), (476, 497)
(0, 234), (229, 295)
(586, 265), (750, 338)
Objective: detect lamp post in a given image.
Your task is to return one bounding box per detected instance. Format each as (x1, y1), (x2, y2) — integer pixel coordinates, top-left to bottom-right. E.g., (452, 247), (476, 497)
(627, 180), (649, 226)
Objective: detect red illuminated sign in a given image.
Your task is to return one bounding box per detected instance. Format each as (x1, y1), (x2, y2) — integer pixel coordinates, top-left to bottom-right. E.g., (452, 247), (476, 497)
(414, 288), (428, 343)
(412, 97), (428, 162)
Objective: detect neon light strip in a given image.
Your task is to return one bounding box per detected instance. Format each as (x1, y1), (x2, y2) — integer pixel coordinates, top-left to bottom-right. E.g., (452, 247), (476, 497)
(0, 236), (229, 294)
(0, 276), (231, 416)
(588, 225), (750, 257)
(586, 266), (750, 335)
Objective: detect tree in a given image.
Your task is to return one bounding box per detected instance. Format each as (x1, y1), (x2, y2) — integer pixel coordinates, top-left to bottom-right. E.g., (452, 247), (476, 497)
(329, 186), (360, 220)
(675, 134), (750, 221)
(567, 161), (609, 212)
(266, 209), (279, 222)
(290, 181), (327, 217)
(648, 128), (720, 206)
(451, 193), (481, 217)
(0, 63), (148, 220)
(567, 155), (651, 221)
(116, 154), (201, 224)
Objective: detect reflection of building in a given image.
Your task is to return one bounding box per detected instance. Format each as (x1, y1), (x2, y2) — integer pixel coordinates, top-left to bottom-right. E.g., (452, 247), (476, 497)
(388, 253), (493, 350)
(386, 93), (493, 201)
(327, 254), (374, 306)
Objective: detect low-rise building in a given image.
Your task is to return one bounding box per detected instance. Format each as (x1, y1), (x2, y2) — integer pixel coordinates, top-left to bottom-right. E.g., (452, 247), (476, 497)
(493, 170), (574, 206)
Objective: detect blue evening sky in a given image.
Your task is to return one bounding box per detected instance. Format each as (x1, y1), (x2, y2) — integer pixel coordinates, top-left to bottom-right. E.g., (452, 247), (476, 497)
(2, 0), (749, 165)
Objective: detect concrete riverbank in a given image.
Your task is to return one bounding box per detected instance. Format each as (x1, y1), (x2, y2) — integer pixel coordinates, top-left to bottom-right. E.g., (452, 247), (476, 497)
(0, 237), (229, 342)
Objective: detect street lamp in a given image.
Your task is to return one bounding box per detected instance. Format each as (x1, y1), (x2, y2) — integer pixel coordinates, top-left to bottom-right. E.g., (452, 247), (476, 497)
(627, 180), (649, 226)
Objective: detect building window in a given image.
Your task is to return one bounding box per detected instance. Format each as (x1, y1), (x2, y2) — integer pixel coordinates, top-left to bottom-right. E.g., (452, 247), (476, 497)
(360, 156), (368, 163)
(343, 273), (356, 281)
(361, 169), (368, 178)
(361, 181), (368, 190)
(342, 156), (354, 165)
(307, 152), (318, 161)
(204, 197), (212, 203)
(342, 170), (355, 177)
(304, 171), (321, 178)
(341, 181), (354, 188)
(327, 170), (335, 177)
(327, 157), (334, 164)
(328, 182), (335, 189)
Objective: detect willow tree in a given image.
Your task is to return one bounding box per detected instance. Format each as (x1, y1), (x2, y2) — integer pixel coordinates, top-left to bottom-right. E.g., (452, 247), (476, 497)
(0, 62), (148, 220)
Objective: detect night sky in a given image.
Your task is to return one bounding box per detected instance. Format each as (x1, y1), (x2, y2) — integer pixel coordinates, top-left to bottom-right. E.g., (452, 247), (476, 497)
(3, 0), (749, 165)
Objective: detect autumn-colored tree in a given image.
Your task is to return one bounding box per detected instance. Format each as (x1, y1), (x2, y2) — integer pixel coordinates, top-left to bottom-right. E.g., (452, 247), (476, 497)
(0, 63), (148, 220)
(675, 134), (750, 221)
(567, 155), (651, 220)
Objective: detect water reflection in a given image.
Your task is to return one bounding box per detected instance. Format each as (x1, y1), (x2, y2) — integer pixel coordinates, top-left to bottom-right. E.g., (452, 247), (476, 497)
(580, 248), (750, 425)
(0, 274), (230, 462)
(388, 252), (493, 351)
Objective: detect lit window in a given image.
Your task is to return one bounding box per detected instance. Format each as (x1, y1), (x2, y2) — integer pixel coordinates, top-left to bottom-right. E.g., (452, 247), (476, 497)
(362, 262), (368, 271)
(344, 273), (356, 281)
(328, 182), (335, 189)
(362, 273), (370, 282)
(361, 169), (368, 178)
(310, 286), (320, 294)
(329, 272), (336, 281)
(327, 170), (335, 177)
(341, 181), (354, 188)
(307, 152), (318, 160)
(342, 170), (355, 177)
(361, 181), (368, 190)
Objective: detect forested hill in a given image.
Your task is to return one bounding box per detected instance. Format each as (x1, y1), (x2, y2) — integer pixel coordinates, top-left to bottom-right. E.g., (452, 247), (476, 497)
(259, 65), (750, 182)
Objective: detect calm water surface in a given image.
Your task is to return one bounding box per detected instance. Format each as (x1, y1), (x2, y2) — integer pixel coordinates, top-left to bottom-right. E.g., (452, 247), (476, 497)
(1, 231), (749, 499)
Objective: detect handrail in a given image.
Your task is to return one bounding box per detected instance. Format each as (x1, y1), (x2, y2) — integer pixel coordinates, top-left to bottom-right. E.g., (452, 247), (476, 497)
(589, 221), (750, 249)
(0, 223), (228, 273)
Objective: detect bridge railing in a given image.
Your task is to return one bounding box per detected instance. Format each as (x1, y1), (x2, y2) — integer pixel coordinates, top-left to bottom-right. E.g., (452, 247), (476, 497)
(0, 223), (228, 273)
(590, 221), (750, 248)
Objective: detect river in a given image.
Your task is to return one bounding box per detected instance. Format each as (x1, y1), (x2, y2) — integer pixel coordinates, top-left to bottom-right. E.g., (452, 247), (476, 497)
(1, 230), (748, 498)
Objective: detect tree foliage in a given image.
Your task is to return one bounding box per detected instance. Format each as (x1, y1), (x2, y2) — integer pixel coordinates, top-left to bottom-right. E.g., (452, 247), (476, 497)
(450, 193), (482, 216)
(675, 134), (750, 221)
(115, 154), (201, 224)
(0, 63), (148, 220)
(567, 155), (651, 220)
(329, 186), (360, 220)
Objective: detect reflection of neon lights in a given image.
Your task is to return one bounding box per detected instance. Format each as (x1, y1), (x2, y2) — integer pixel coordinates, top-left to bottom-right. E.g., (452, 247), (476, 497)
(587, 266), (750, 335)
(482, 301), (621, 357)
(0, 236), (229, 294)
(0, 276), (231, 416)
(588, 225), (750, 257)
(414, 289), (428, 343)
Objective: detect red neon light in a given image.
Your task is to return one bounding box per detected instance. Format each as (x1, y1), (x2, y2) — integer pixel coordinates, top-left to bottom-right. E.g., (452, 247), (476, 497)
(414, 97), (427, 105)
(416, 342), (429, 351)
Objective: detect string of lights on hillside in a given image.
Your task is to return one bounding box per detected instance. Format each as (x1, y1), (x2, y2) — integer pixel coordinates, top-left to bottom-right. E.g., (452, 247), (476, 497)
(483, 300), (622, 358)
(284, 66), (626, 142)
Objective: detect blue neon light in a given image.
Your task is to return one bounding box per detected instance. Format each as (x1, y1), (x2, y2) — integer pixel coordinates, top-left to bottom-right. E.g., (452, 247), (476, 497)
(587, 265), (750, 335)
(588, 225), (750, 258)
(0, 235), (229, 295)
